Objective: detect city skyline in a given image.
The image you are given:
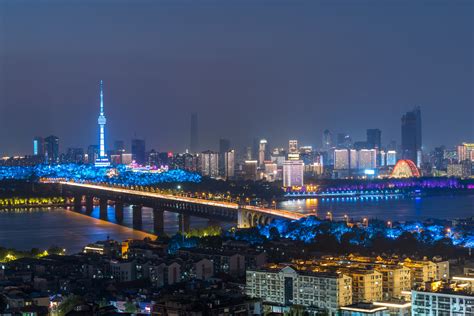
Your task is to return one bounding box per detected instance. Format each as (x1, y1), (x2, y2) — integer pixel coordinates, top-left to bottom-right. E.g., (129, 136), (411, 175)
(0, 1), (472, 155)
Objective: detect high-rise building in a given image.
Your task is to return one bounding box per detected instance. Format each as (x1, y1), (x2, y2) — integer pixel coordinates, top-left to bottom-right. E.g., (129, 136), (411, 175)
(288, 140), (299, 160)
(258, 139), (267, 166)
(33, 137), (44, 156)
(366, 129), (382, 149)
(131, 139), (146, 165)
(401, 106), (422, 164)
(224, 150), (235, 179)
(44, 135), (59, 163)
(386, 150), (397, 166)
(337, 133), (352, 148)
(219, 138), (231, 176)
(200, 151), (219, 178)
(358, 149), (377, 170)
(190, 113), (199, 153)
(334, 149), (357, 170)
(87, 145), (98, 164)
(95, 80), (110, 167)
(114, 140), (126, 154)
(283, 160), (304, 187)
(322, 129), (332, 150)
(457, 143), (474, 162)
(65, 148), (85, 163)
(243, 160), (258, 181)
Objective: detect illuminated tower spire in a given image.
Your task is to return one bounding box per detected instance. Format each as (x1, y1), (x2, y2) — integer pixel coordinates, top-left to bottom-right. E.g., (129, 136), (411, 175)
(95, 80), (110, 167)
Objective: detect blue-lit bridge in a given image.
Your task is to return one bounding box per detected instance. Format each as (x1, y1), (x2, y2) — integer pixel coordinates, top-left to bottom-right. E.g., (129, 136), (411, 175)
(59, 181), (305, 235)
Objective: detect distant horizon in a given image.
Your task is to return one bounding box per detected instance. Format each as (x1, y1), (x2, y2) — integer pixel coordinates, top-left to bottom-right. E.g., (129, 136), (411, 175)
(1, 1), (472, 155)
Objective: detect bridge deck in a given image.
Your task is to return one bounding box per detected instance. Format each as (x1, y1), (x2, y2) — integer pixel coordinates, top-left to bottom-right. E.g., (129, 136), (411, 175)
(60, 182), (306, 221)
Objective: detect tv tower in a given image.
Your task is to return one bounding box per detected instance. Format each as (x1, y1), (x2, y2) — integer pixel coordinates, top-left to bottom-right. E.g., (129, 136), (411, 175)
(95, 80), (110, 167)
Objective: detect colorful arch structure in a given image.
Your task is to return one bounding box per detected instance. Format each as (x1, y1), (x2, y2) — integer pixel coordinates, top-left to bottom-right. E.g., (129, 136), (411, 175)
(390, 159), (421, 178)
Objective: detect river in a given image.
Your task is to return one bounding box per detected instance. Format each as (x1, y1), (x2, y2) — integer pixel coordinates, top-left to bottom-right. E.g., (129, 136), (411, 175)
(0, 194), (472, 254)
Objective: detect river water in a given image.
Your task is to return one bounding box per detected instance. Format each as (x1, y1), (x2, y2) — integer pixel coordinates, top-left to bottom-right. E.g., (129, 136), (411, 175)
(0, 195), (472, 254)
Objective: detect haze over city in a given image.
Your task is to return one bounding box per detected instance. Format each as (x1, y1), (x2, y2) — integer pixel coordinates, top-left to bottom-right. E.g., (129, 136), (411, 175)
(1, 0), (473, 156)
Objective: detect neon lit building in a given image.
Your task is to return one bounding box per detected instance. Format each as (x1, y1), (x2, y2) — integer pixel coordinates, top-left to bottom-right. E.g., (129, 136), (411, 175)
(390, 159), (421, 178)
(95, 80), (110, 167)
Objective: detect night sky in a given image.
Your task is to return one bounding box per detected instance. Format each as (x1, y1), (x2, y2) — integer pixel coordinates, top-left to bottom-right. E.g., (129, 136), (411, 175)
(0, 0), (472, 156)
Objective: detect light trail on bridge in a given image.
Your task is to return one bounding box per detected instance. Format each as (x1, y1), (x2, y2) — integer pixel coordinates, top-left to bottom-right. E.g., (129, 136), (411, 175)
(59, 181), (306, 221)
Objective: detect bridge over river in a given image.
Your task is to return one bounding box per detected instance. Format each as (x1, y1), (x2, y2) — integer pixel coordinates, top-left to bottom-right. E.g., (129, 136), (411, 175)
(59, 182), (305, 235)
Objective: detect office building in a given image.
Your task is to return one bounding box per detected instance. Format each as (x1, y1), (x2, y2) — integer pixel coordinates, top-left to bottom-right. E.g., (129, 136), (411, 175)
(457, 142), (474, 162)
(87, 145), (98, 164)
(95, 80), (110, 167)
(200, 151), (219, 178)
(224, 150), (235, 179)
(367, 129), (382, 149)
(288, 140), (299, 160)
(190, 113), (199, 153)
(243, 160), (258, 181)
(401, 107), (422, 164)
(44, 135), (59, 163)
(246, 265), (352, 316)
(322, 129), (333, 150)
(334, 149), (357, 170)
(283, 160), (304, 187)
(263, 162), (278, 181)
(33, 137), (44, 156)
(447, 161), (472, 178)
(258, 139), (267, 166)
(131, 139), (146, 165)
(358, 149), (377, 170)
(386, 150), (397, 166)
(65, 148), (85, 163)
(219, 138), (231, 176)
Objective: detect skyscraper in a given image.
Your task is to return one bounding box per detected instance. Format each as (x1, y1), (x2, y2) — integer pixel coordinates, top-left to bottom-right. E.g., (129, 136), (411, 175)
(131, 139), (146, 164)
(95, 80), (110, 167)
(224, 150), (235, 179)
(33, 137), (44, 156)
(288, 140), (299, 160)
(219, 138), (230, 176)
(258, 139), (267, 166)
(401, 107), (422, 164)
(366, 129), (382, 149)
(44, 135), (59, 163)
(190, 113), (199, 153)
(200, 151), (219, 178)
(322, 129), (332, 150)
(283, 160), (304, 187)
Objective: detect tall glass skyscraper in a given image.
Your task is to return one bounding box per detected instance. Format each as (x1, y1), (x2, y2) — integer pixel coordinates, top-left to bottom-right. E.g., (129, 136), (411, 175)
(401, 106), (422, 165)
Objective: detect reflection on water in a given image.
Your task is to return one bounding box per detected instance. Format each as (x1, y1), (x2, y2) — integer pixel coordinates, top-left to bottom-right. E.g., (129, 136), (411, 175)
(0, 206), (223, 254)
(278, 194), (474, 221)
(0, 195), (472, 254)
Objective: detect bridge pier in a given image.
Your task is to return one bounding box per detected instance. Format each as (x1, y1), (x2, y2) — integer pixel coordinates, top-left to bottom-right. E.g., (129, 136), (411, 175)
(99, 198), (108, 219)
(133, 205), (142, 229)
(153, 207), (165, 236)
(73, 195), (82, 212)
(115, 201), (124, 223)
(85, 195), (94, 214)
(178, 213), (190, 234)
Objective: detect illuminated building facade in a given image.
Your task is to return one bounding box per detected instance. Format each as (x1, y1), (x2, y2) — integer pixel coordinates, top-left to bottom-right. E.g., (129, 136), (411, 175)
(33, 137), (44, 156)
(258, 139), (267, 166)
(224, 150), (235, 179)
(243, 160), (258, 181)
(94, 80), (110, 167)
(457, 143), (474, 162)
(358, 149), (377, 170)
(390, 159), (421, 178)
(411, 290), (474, 315)
(246, 265), (352, 316)
(288, 140), (299, 160)
(283, 160), (304, 187)
(200, 151), (219, 178)
(386, 150), (397, 166)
